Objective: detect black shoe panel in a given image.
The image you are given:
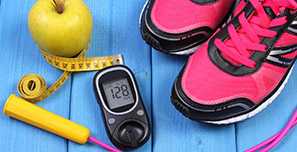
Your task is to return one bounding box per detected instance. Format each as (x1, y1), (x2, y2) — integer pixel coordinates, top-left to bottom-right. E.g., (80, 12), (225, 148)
(140, 0), (213, 54)
(171, 73), (255, 122)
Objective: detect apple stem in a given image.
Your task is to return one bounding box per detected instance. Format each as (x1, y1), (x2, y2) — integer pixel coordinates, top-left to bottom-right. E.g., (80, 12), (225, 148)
(53, 0), (65, 14)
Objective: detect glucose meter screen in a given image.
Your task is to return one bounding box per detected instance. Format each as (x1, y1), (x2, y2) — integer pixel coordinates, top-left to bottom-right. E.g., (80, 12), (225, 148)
(103, 78), (134, 110)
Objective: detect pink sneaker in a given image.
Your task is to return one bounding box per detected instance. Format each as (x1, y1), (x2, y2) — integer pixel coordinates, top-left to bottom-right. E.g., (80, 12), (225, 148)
(140, 0), (235, 55)
(172, 0), (297, 124)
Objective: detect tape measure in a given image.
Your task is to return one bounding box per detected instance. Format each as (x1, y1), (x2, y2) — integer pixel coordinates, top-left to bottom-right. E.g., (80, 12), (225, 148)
(17, 49), (124, 102)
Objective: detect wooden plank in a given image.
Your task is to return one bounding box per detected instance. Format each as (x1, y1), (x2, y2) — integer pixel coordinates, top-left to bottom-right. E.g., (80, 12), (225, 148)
(236, 67), (297, 151)
(151, 51), (237, 152)
(0, 0), (70, 152)
(68, 0), (152, 152)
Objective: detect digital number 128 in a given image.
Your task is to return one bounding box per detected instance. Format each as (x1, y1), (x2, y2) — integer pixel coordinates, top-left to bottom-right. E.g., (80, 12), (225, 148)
(110, 84), (129, 99)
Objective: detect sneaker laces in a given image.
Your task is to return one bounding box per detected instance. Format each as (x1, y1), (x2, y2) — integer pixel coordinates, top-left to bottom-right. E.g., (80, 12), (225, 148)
(245, 108), (297, 152)
(215, 0), (297, 68)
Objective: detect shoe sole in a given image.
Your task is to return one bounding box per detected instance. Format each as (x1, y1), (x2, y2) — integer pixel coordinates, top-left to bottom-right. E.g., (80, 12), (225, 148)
(139, 0), (211, 55)
(171, 66), (294, 125)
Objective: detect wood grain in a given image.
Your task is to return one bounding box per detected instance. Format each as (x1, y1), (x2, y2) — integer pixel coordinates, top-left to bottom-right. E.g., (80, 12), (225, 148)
(68, 0), (152, 152)
(236, 67), (297, 151)
(0, 0), (70, 152)
(0, 0), (297, 152)
(151, 51), (237, 152)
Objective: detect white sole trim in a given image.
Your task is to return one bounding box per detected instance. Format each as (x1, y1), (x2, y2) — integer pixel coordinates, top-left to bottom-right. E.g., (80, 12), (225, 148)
(139, 0), (149, 29)
(170, 45), (200, 55)
(205, 66), (294, 125)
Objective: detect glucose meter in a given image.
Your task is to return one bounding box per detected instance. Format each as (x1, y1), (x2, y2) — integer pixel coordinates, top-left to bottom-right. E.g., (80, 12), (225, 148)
(93, 65), (150, 150)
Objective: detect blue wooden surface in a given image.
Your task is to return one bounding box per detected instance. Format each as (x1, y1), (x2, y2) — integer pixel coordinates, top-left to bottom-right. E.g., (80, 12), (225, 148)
(0, 0), (296, 152)
(0, 1), (70, 152)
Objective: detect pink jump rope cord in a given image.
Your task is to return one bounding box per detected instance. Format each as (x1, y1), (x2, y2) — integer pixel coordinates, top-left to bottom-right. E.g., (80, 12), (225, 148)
(88, 136), (121, 152)
(87, 109), (297, 152)
(245, 109), (297, 152)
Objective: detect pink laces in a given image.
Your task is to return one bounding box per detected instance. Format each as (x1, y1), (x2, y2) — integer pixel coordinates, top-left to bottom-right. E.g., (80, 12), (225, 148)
(215, 0), (297, 68)
(245, 108), (297, 152)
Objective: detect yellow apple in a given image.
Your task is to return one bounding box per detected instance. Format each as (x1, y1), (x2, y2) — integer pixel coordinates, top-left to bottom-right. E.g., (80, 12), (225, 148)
(28, 0), (93, 57)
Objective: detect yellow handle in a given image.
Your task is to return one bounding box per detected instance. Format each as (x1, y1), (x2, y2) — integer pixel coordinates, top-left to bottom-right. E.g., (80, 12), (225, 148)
(3, 94), (90, 144)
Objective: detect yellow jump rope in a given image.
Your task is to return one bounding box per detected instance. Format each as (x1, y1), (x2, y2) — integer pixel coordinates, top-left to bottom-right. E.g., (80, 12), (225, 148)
(3, 48), (123, 152)
(2, 0), (122, 151)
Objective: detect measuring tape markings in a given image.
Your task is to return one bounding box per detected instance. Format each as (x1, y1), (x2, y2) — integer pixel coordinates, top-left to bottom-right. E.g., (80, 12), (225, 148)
(18, 49), (124, 102)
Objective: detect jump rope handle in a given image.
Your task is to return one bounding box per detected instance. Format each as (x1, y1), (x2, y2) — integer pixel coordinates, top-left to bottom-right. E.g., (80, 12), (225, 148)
(245, 108), (297, 152)
(3, 94), (121, 152)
